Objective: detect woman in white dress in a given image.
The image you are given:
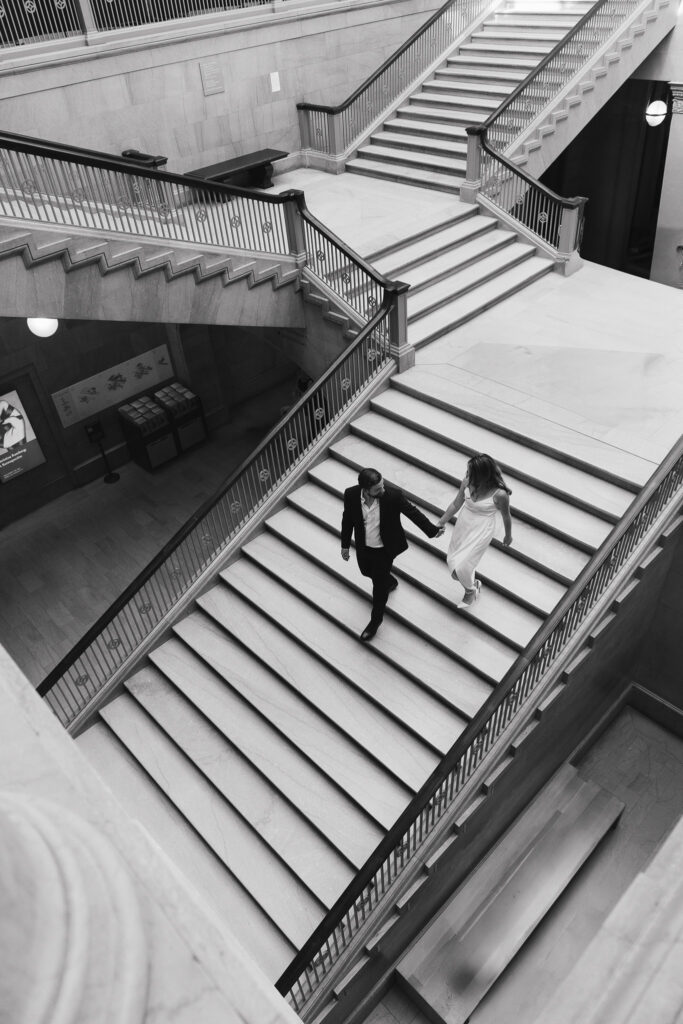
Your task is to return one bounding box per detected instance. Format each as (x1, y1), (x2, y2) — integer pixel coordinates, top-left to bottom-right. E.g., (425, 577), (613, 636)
(437, 454), (513, 606)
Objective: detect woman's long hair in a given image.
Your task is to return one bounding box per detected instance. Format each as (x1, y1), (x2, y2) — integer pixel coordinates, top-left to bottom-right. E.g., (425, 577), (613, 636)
(467, 453), (511, 498)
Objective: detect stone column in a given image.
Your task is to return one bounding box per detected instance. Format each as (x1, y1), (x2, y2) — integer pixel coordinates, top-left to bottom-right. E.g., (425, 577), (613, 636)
(650, 83), (683, 289)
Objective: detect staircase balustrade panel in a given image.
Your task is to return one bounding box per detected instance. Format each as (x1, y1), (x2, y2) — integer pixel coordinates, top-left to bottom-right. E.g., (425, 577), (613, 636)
(479, 144), (566, 251)
(301, 213), (385, 321)
(297, 0), (492, 157)
(279, 441), (683, 1014)
(0, 0), (83, 48)
(39, 306), (396, 726)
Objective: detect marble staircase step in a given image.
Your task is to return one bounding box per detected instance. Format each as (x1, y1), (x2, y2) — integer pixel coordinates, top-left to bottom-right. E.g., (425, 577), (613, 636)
(407, 93), (490, 121)
(489, 16), (580, 30)
(383, 117), (469, 144)
(345, 158), (462, 193)
(396, 103), (484, 128)
(438, 64), (525, 85)
(430, 73), (512, 99)
(369, 131), (468, 160)
(355, 143), (466, 176)
(408, 258), (553, 348)
(368, 214), (490, 271)
(78, 720), (296, 979)
(296, 471), (566, 616)
(148, 637), (385, 860)
(408, 242), (538, 317)
(446, 53), (540, 70)
(391, 368), (653, 490)
(220, 556), (478, 745)
(192, 579), (437, 790)
(98, 690), (325, 947)
(461, 39), (556, 57)
(124, 664), (354, 904)
(281, 486), (544, 644)
(326, 435), (591, 583)
(349, 412), (616, 549)
(384, 229), (519, 293)
(478, 27), (569, 41)
(418, 83), (500, 111)
(371, 389), (636, 518)
(164, 615), (411, 830)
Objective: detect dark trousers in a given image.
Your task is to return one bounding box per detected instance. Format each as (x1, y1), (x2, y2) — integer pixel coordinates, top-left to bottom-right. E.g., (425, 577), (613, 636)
(357, 546), (394, 626)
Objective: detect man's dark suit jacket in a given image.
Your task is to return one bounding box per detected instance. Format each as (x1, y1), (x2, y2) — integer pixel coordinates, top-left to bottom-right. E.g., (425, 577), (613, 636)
(341, 483), (439, 561)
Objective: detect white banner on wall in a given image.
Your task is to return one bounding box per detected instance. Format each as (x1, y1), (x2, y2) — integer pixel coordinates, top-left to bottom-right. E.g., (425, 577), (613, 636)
(52, 345), (173, 428)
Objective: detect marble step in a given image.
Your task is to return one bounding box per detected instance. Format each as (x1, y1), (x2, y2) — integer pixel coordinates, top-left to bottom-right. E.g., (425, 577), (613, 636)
(409, 257), (553, 348)
(380, 229), (520, 294)
(478, 27), (569, 41)
(371, 389), (636, 518)
(369, 214), (493, 271)
(326, 436), (591, 583)
(383, 117), (469, 144)
(430, 73), (512, 99)
(98, 691), (325, 947)
(246, 526), (518, 683)
(345, 158), (462, 193)
(281, 486), (544, 644)
(418, 83), (501, 110)
(165, 614), (411, 829)
(407, 93), (491, 121)
(501, 2), (594, 12)
(369, 131), (468, 160)
(296, 471), (566, 616)
(460, 40), (555, 57)
(349, 412), (616, 549)
(124, 664), (356, 903)
(437, 64), (524, 86)
(220, 556), (479, 745)
(355, 143), (466, 176)
(148, 637), (384, 859)
(408, 243), (538, 318)
(397, 103), (485, 128)
(192, 581), (436, 790)
(78, 720), (295, 980)
(489, 16), (581, 30)
(391, 369), (653, 490)
(447, 53), (540, 70)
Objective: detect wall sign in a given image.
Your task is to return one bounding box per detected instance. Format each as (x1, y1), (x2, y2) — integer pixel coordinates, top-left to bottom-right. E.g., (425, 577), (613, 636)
(0, 390), (46, 483)
(199, 61), (225, 97)
(51, 345), (173, 428)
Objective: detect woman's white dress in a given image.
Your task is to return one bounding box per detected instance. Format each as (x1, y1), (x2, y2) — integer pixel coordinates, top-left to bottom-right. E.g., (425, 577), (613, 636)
(446, 488), (502, 590)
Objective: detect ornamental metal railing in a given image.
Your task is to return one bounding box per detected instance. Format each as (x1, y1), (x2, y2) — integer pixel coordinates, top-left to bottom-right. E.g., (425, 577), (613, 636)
(297, 0), (493, 157)
(0, 129), (398, 323)
(467, 126), (587, 257)
(277, 435), (683, 1014)
(0, 0), (83, 48)
(88, 0), (268, 32)
(38, 299), (405, 727)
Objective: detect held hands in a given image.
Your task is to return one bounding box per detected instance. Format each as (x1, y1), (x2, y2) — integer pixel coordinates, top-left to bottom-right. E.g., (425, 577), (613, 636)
(434, 526), (446, 538)
(341, 548), (350, 561)
(503, 533), (513, 547)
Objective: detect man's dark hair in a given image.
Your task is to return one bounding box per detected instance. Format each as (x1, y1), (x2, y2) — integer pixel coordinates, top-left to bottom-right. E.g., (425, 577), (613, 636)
(358, 467), (382, 489)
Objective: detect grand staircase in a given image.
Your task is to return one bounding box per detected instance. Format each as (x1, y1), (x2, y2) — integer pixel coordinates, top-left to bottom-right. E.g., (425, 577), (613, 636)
(346, 0), (595, 192)
(77, 361), (651, 982)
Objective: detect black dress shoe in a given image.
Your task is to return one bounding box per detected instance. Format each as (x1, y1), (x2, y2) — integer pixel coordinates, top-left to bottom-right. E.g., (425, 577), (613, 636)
(360, 621), (379, 641)
(388, 575), (399, 592)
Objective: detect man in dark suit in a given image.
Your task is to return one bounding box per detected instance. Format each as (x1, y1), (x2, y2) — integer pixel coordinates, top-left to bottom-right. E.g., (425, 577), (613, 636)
(341, 467), (444, 641)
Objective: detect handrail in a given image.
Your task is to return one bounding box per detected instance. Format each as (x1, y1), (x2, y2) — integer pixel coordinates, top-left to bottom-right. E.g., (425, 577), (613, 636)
(296, 0), (494, 155)
(39, 293), (406, 724)
(277, 433), (683, 1009)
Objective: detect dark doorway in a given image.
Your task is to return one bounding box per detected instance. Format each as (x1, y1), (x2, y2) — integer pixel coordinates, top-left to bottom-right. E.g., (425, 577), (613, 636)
(540, 78), (671, 278)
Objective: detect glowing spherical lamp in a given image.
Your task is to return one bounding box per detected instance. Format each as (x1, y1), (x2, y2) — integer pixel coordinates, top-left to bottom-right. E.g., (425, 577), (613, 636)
(645, 100), (668, 127)
(27, 317), (59, 338)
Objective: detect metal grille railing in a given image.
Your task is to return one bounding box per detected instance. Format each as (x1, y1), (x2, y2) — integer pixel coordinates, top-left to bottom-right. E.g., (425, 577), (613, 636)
(297, 0), (493, 157)
(38, 304), (397, 726)
(278, 436), (683, 1013)
(0, 0), (82, 47)
(88, 0), (269, 32)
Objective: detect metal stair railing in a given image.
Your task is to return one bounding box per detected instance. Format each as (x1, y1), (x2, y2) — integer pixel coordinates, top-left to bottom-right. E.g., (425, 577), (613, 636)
(296, 0), (495, 158)
(37, 290), (409, 728)
(276, 434), (683, 1015)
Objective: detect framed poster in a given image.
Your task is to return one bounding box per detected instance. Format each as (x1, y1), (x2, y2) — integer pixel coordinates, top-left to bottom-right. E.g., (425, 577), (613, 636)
(0, 389), (47, 483)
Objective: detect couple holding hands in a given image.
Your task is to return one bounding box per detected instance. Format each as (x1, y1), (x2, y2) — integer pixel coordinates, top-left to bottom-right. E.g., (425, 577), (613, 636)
(340, 455), (513, 642)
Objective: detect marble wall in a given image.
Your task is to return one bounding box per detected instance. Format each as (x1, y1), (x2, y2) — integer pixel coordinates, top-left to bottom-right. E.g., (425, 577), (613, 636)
(0, 0), (440, 171)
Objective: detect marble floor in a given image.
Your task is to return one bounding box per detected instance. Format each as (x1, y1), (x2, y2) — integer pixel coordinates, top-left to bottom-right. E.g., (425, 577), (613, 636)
(364, 707), (683, 1024)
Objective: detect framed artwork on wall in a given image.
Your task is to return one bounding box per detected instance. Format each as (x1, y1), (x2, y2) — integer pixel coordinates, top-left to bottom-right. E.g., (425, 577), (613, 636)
(0, 389), (47, 483)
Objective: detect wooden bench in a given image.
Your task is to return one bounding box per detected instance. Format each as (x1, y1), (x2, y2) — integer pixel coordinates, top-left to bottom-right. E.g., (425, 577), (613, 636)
(187, 148), (288, 190)
(397, 764), (624, 1024)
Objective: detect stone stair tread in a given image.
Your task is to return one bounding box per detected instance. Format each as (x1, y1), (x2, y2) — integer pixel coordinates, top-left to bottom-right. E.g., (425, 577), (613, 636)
(346, 158), (461, 192)
(479, 28), (569, 40)
(399, 103), (482, 126)
(408, 243), (537, 315)
(371, 218), (499, 274)
(398, 767), (624, 1024)
(462, 40), (555, 54)
(221, 556), (479, 744)
(431, 73), (512, 95)
(327, 435), (590, 582)
(292, 475), (565, 616)
(192, 578), (436, 790)
(394, 368), (653, 489)
(357, 144), (466, 174)
(124, 663), (353, 904)
(98, 691), (324, 947)
(350, 411), (614, 549)
(148, 635), (384, 861)
(277, 492), (543, 646)
(164, 614), (411, 830)
(385, 118), (469, 142)
(372, 390), (636, 516)
(372, 131), (468, 157)
(447, 54), (539, 68)
(490, 17), (579, 28)
(77, 721), (296, 980)
(383, 230), (518, 290)
(419, 85), (500, 108)
(409, 259), (553, 347)
(408, 93), (490, 118)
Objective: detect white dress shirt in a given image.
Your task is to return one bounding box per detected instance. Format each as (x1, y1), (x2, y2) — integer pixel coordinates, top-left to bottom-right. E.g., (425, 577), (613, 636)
(362, 493), (383, 548)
